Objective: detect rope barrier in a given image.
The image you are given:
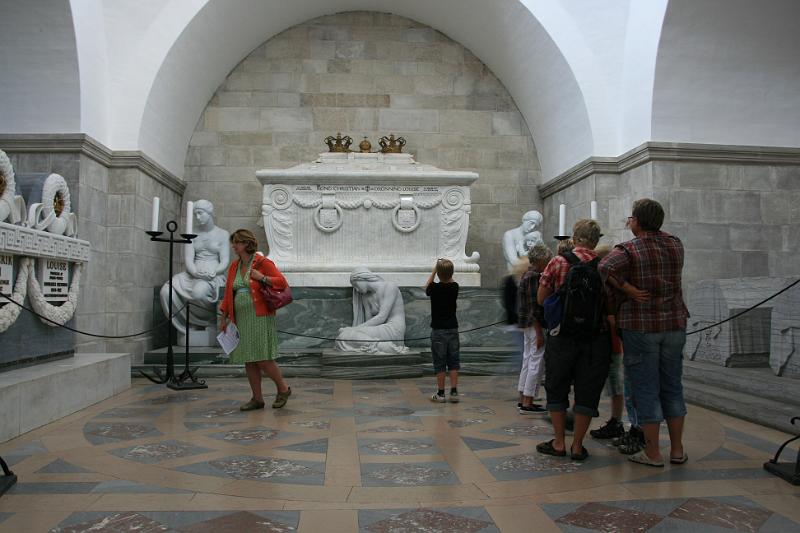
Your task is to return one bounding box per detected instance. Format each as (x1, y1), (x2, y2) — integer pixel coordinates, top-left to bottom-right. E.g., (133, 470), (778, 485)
(0, 293), (183, 339)
(684, 278), (800, 335)
(2, 278), (798, 341)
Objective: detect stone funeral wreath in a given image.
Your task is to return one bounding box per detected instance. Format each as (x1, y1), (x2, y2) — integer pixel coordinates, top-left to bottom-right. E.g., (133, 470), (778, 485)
(0, 149), (16, 223)
(28, 173), (76, 236)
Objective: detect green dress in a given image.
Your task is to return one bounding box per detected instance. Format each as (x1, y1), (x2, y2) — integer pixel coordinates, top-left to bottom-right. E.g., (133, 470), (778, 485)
(229, 266), (278, 363)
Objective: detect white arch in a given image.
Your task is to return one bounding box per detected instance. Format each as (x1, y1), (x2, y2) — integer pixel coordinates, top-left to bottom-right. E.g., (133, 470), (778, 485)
(131, 0), (596, 178)
(652, 0), (800, 147)
(0, 0), (81, 134)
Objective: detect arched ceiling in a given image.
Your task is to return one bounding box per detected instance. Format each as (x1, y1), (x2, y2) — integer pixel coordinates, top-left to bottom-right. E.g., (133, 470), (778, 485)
(652, 0), (800, 148)
(4, 1), (799, 181)
(0, 0), (81, 134)
(133, 0), (600, 178)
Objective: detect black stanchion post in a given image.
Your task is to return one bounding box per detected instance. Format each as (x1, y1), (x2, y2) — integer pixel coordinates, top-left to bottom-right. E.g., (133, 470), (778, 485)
(176, 301), (206, 389)
(763, 416), (800, 485)
(0, 455), (17, 497)
(140, 220), (207, 390)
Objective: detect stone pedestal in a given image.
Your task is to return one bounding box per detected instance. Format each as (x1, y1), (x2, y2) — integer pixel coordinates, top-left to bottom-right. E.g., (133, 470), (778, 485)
(257, 152), (480, 287)
(321, 349), (423, 379)
(685, 277), (790, 368)
(177, 328), (218, 347)
(770, 282), (800, 378)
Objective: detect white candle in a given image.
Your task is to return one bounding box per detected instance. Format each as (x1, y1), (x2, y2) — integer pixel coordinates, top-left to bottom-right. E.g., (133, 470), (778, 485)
(590, 200), (598, 220)
(558, 204), (566, 236)
(186, 201), (194, 234)
(151, 196), (160, 232)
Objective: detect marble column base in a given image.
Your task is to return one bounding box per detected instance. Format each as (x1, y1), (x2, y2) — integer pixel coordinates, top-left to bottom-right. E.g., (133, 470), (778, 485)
(321, 350), (423, 379)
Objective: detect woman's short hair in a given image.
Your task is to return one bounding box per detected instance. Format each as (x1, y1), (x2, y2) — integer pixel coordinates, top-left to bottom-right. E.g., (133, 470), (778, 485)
(557, 238), (574, 255)
(632, 198), (664, 231)
(230, 228), (259, 255)
(436, 258), (454, 281)
(572, 219), (602, 249)
(527, 243), (553, 266)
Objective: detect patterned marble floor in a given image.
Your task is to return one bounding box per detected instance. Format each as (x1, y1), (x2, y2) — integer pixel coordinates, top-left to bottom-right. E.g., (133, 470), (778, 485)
(0, 376), (798, 532)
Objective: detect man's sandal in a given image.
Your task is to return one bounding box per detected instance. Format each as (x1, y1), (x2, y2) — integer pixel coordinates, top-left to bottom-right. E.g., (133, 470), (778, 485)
(628, 450), (664, 467)
(670, 453), (688, 464)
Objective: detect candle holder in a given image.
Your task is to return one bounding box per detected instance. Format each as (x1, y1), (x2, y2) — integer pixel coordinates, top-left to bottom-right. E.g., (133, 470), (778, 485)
(0, 455), (16, 497)
(140, 220), (207, 391)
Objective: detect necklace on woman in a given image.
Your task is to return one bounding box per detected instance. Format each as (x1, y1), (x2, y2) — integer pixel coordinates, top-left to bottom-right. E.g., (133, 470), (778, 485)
(239, 254), (253, 279)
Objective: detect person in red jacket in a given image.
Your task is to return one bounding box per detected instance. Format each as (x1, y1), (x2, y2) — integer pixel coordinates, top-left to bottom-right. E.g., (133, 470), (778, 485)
(219, 229), (291, 410)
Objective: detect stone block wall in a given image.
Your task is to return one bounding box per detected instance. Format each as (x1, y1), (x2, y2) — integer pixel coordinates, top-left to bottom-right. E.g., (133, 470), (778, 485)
(541, 158), (800, 284)
(185, 11), (541, 286)
(3, 147), (182, 362)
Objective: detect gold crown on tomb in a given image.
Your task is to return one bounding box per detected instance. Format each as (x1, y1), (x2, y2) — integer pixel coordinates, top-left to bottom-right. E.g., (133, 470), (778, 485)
(379, 134), (406, 153)
(324, 132), (353, 152)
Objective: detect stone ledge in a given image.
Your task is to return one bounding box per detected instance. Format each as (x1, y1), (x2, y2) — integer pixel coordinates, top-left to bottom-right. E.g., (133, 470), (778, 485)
(0, 353), (130, 443)
(0, 134), (185, 195)
(539, 141), (800, 198)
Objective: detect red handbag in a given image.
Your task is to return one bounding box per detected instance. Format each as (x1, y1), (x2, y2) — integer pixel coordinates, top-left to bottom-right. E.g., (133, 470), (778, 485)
(260, 282), (293, 311)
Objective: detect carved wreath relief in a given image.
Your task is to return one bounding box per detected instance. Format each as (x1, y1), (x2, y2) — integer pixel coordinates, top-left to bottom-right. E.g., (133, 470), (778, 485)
(0, 149), (88, 332)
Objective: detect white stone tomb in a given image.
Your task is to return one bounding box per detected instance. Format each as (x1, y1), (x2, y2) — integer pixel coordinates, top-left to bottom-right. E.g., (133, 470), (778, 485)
(257, 152), (480, 286)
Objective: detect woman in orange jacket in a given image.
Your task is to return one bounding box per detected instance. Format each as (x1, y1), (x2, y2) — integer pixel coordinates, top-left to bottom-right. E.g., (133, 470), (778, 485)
(219, 229), (291, 410)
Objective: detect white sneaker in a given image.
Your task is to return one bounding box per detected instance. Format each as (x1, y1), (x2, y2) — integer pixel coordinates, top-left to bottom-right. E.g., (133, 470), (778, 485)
(430, 393), (446, 403)
(449, 391), (460, 403)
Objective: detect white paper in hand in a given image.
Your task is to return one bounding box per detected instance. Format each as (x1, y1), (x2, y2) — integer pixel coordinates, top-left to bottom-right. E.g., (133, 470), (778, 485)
(216, 322), (240, 355)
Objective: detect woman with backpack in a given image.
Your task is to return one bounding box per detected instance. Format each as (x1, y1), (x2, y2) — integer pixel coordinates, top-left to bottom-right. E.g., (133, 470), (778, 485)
(535, 219), (612, 461)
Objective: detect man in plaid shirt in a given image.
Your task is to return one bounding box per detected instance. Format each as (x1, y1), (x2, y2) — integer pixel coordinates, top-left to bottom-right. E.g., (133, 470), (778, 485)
(598, 198), (690, 468)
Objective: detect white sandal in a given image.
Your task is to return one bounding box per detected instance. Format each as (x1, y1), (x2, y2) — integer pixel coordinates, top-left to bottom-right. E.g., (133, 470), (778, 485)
(628, 450), (664, 467)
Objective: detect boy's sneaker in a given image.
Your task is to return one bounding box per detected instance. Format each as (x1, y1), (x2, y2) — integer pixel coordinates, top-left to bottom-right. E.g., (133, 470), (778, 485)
(449, 391), (460, 403)
(618, 427), (645, 455)
(430, 393), (447, 403)
(519, 404), (547, 415)
(590, 418), (624, 439)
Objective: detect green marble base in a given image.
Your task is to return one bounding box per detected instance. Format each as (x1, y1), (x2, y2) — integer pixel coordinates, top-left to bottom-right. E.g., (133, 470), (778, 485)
(321, 350), (424, 379)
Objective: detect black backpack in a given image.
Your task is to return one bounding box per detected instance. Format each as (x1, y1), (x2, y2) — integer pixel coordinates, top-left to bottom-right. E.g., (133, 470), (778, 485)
(557, 250), (604, 339)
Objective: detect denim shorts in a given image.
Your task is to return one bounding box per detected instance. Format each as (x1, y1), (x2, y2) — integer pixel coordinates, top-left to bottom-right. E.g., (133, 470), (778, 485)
(431, 328), (460, 373)
(621, 329), (687, 424)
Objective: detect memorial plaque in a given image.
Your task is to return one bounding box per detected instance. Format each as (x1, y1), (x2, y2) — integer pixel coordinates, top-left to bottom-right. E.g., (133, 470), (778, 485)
(38, 259), (69, 302)
(0, 253), (12, 297)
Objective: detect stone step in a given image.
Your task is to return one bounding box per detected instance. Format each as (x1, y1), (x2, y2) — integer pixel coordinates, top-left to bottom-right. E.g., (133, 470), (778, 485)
(2, 354), (130, 443)
(683, 360), (800, 408)
(683, 380), (799, 434)
(131, 363), (320, 379)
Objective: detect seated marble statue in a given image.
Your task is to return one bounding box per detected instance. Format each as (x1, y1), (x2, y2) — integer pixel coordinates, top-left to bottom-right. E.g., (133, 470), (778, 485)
(334, 267), (409, 354)
(160, 199), (230, 338)
(503, 210), (543, 271)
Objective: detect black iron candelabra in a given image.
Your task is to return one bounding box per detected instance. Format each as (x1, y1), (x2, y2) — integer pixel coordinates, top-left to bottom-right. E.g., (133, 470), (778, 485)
(0, 455), (16, 498)
(141, 220), (207, 390)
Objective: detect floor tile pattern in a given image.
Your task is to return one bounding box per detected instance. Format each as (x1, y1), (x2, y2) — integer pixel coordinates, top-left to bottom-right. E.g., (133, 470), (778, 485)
(0, 376), (797, 533)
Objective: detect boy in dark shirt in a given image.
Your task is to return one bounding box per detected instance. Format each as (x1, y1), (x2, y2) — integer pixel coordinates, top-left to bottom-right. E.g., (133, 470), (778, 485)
(425, 258), (460, 403)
